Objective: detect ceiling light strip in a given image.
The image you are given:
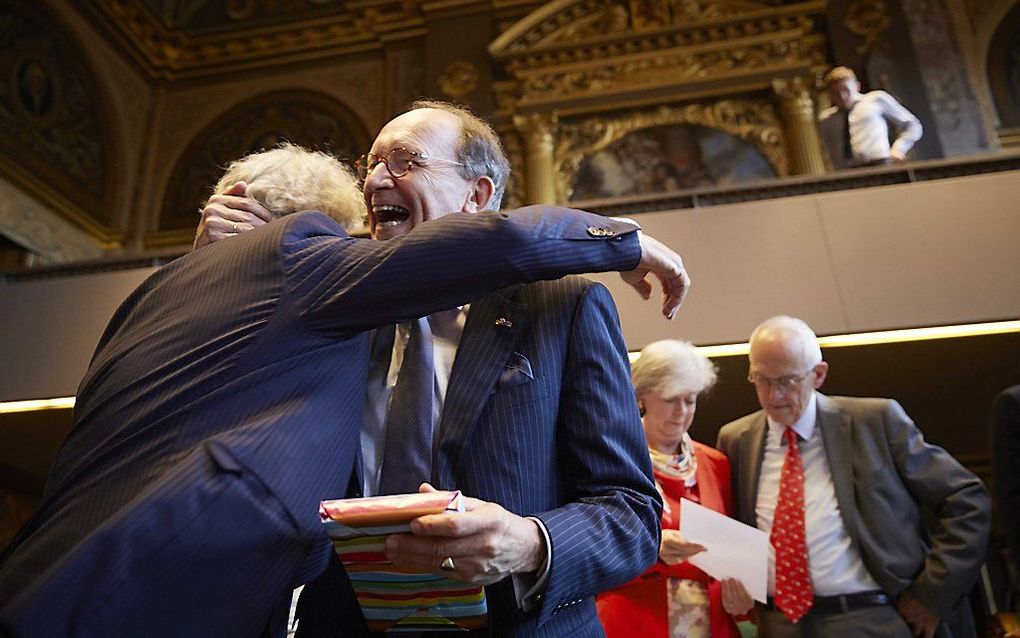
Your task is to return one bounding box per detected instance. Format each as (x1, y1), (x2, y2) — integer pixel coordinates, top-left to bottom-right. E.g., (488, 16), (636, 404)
(5, 321), (1019, 414)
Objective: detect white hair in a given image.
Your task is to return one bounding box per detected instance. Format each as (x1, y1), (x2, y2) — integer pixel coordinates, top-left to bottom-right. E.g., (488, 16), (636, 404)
(749, 315), (823, 367)
(632, 340), (718, 398)
(210, 143), (366, 228)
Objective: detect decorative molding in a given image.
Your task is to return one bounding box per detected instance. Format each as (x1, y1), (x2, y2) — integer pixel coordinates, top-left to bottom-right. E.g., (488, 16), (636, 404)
(438, 60), (480, 101)
(156, 90), (371, 234)
(901, 0), (992, 153)
(0, 176), (105, 265)
(512, 35), (827, 108)
(490, 0), (828, 114)
(554, 100), (785, 201)
(0, 1), (117, 242)
(79, 0), (426, 80)
(843, 0), (891, 53)
(499, 130), (527, 210)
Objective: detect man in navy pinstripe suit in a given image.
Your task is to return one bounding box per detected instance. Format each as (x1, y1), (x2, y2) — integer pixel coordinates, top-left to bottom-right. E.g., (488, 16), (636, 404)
(0, 145), (688, 637)
(201, 103), (669, 636)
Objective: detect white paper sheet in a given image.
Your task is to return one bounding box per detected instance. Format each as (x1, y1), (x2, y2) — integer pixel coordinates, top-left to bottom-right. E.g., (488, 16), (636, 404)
(679, 497), (769, 603)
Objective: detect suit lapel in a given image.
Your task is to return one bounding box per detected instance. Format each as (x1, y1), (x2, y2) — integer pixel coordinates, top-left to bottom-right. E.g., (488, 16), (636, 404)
(740, 415), (768, 527)
(817, 394), (860, 546)
(433, 287), (526, 489)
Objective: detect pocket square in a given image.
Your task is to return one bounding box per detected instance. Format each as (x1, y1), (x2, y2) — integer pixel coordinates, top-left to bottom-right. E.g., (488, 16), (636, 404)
(498, 352), (534, 388)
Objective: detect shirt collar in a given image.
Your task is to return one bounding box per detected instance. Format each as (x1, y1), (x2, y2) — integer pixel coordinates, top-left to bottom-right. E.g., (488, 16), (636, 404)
(766, 391), (818, 442)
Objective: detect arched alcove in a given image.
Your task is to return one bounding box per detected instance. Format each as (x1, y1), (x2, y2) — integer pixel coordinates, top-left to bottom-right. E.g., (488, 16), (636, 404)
(159, 90), (371, 232)
(986, 2), (1020, 132)
(0, 0), (116, 242)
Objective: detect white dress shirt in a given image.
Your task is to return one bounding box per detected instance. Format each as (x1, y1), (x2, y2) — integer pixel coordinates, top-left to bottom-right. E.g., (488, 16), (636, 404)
(818, 90), (923, 169)
(361, 308), (465, 497)
(755, 392), (880, 596)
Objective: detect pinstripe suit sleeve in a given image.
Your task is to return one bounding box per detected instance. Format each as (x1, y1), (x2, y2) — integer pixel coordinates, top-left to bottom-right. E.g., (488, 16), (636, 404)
(532, 282), (662, 626)
(280, 207), (641, 336)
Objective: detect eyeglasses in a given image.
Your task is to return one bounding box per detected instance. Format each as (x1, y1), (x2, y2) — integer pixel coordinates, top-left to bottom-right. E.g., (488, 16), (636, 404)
(355, 147), (464, 181)
(747, 368), (816, 393)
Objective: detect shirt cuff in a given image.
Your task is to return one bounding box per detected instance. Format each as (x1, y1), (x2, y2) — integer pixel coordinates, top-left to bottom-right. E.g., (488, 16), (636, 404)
(609, 216), (641, 230)
(511, 516), (552, 613)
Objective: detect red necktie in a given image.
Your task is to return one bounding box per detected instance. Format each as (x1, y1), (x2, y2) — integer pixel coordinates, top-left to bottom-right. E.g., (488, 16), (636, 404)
(770, 427), (813, 623)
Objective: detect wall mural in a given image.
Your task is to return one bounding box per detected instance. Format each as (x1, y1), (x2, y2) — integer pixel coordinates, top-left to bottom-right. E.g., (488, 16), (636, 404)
(159, 90), (370, 232)
(569, 123), (776, 201)
(0, 1), (111, 226)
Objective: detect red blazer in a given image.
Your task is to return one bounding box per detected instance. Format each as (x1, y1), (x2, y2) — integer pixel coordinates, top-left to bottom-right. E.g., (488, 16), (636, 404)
(597, 441), (741, 638)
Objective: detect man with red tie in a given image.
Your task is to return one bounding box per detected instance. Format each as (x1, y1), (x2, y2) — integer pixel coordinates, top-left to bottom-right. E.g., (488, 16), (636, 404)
(717, 316), (989, 638)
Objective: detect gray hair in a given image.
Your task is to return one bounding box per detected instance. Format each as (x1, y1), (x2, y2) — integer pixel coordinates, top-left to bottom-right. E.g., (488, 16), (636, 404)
(632, 340), (718, 398)
(409, 100), (511, 210)
(210, 143), (366, 228)
(749, 315), (823, 367)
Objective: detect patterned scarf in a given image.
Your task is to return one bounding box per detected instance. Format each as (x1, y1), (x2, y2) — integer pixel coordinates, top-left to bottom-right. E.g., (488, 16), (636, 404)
(648, 431), (698, 488)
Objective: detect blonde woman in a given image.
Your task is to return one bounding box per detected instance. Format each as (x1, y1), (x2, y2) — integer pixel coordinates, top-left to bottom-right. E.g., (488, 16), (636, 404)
(598, 340), (752, 638)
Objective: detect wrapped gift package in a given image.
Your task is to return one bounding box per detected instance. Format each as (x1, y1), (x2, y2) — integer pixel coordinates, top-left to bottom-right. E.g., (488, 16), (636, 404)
(320, 491), (488, 632)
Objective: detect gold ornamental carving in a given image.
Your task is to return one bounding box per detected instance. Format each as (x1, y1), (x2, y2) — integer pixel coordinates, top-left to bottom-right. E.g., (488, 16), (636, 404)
(501, 131), (527, 210)
(515, 35), (827, 108)
(491, 0), (823, 56)
(554, 101), (786, 201)
(85, 0), (423, 79)
(844, 0), (891, 53)
(437, 61), (479, 101)
(772, 77), (825, 175)
(494, 0), (780, 52)
(514, 112), (560, 204)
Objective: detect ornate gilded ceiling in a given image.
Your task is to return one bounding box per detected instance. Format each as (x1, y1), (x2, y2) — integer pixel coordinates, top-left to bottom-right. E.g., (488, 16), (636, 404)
(81, 0), (426, 80)
(491, 0), (828, 113)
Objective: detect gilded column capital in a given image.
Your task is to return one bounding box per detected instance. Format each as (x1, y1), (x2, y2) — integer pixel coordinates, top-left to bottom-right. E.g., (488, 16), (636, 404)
(513, 112), (560, 205)
(772, 76), (826, 175)
(514, 112), (559, 151)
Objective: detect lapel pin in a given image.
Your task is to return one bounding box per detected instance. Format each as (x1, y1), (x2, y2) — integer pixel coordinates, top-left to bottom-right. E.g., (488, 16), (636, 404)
(494, 317), (513, 329)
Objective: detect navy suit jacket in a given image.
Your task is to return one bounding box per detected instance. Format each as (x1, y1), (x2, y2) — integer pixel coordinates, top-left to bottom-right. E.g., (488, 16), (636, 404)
(0, 207), (641, 637)
(299, 277), (661, 637)
(437, 278), (662, 636)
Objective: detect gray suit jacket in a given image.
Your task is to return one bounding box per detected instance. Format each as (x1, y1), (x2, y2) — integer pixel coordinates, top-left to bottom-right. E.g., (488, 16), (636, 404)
(717, 393), (990, 637)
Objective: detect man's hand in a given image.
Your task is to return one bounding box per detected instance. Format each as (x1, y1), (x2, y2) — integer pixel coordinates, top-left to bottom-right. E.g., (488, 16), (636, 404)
(384, 484), (544, 586)
(720, 578), (754, 616)
(897, 592), (939, 638)
(658, 529), (705, 565)
(620, 231), (690, 320)
(890, 149), (907, 162)
(193, 182), (273, 250)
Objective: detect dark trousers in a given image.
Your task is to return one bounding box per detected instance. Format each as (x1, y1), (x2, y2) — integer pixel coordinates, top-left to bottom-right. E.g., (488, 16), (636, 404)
(757, 603), (911, 638)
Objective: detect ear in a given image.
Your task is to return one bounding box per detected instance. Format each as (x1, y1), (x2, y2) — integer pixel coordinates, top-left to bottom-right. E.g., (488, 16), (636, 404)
(464, 176), (495, 212)
(812, 361), (829, 389)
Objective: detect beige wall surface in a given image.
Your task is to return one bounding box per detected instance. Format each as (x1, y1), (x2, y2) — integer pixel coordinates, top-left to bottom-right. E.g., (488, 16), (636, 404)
(0, 268), (155, 401)
(2, 171), (1018, 401)
(587, 171), (1020, 347)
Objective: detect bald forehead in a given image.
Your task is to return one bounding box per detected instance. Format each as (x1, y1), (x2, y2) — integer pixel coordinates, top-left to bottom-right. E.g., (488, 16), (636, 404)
(377, 108), (462, 146)
(749, 326), (817, 369)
